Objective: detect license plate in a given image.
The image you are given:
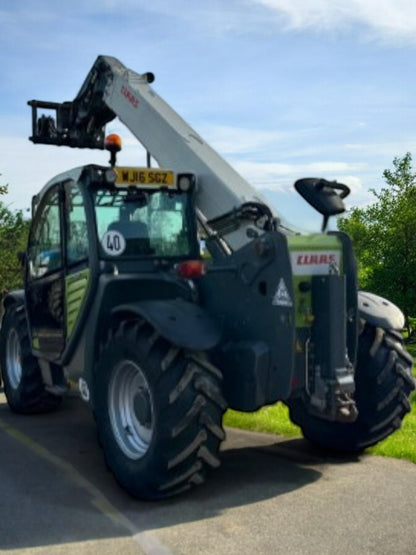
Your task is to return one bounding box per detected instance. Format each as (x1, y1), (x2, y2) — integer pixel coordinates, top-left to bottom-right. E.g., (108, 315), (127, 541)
(115, 167), (175, 187)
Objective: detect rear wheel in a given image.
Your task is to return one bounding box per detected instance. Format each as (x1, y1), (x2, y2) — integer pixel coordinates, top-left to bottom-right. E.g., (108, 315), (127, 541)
(287, 322), (415, 452)
(94, 319), (227, 500)
(0, 305), (62, 413)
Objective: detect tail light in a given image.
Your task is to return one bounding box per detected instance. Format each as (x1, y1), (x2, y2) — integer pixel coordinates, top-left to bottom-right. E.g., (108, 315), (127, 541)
(177, 260), (206, 279)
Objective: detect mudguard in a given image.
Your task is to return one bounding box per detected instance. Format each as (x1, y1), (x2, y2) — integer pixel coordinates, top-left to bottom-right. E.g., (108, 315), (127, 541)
(2, 290), (25, 307)
(1, 290), (25, 321)
(112, 297), (221, 351)
(358, 291), (405, 331)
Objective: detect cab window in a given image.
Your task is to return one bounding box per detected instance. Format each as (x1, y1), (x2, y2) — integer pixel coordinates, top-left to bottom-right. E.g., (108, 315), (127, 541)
(27, 186), (62, 279)
(93, 187), (192, 258)
(65, 182), (89, 265)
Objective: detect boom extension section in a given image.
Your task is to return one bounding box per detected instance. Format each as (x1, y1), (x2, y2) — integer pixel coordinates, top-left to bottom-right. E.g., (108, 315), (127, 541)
(27, 56), (280, 249)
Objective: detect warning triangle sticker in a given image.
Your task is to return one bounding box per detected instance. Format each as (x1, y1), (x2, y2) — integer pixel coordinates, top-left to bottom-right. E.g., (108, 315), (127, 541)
(272, 278), (293, 307)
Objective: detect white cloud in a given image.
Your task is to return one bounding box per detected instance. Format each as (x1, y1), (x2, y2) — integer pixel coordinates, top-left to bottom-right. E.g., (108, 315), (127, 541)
(337, 175), (364, 195)
(0, 136), (108, 211)
(3, 0), (416, 47)
(345, 141), (416, 157)
(58, 0), (416, 42)
(251, 0), (416, 43)
(231, 159), (367, 188)
(199, 124), (287, 155)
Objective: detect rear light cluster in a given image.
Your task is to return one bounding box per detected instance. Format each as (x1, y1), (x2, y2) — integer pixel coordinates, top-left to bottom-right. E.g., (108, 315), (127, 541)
(176, 260), (206, 279)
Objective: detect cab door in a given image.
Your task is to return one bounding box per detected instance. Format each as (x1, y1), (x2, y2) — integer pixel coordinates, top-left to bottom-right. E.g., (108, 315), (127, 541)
(26, 180), (92, 361)
(63, 180), (91, 345)
(26, 184), (65, 359)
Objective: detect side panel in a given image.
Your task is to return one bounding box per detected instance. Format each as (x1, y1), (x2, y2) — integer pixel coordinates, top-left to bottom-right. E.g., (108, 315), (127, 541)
(287, 233), (344, 390)
(65, 268), (91, 339)
(63, 273), (195, 383)
(286, 232), (358, 419)
(200, 232), (295, 410)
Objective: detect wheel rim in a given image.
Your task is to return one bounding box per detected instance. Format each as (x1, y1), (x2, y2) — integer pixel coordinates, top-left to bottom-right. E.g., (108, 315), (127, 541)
(6, 328), (22, 390)
(108, 360), (154, 460)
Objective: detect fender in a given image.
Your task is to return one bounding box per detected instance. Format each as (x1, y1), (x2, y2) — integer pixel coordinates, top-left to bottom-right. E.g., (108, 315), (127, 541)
(3, 289), (25, 307)
(1, 290), (25, 322)
(358, 291), (405, 331)
(112, 297), (221, 351)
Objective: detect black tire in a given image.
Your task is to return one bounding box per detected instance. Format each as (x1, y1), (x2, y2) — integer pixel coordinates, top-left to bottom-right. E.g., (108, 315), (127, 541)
(0, 305), (62, 413)
(287, 322), (415, 452)
(94, 319), (227, 500)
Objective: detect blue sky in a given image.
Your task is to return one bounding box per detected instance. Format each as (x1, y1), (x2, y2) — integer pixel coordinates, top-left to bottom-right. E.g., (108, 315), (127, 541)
(1, 0), (415, 230)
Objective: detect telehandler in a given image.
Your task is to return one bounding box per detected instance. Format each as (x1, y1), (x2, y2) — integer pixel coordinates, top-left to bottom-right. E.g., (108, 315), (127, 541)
(0, 56), (413, 499)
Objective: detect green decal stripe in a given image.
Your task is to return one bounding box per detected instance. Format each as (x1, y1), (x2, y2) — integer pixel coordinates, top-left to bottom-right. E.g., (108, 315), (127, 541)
(292, 276), (313, 328)
(287, 234), (342, 251)
(65, 269), (90, 338)
(287, 234), (343, 328)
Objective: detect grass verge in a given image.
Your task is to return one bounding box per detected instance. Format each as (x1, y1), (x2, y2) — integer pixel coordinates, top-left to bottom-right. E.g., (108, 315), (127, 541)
(223, 343), (416, 464)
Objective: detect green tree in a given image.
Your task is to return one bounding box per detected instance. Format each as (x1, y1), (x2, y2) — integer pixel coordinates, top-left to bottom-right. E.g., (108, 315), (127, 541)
(338, 153), (416, 334)
(0, 177), (30, 292)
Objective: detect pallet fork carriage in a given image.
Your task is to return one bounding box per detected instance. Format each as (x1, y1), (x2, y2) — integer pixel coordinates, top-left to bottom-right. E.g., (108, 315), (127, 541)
(0, 56), (413, 499)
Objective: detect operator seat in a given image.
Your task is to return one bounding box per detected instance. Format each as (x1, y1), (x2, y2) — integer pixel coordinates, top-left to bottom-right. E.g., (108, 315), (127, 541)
(107, 218), (151, 255)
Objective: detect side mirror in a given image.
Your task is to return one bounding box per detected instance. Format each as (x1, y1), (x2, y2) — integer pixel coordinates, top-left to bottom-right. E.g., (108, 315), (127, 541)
(294, 178), (350, 231)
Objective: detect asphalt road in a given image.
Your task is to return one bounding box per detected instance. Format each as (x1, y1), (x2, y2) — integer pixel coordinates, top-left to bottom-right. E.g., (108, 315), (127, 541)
(1, 387), (416, 555)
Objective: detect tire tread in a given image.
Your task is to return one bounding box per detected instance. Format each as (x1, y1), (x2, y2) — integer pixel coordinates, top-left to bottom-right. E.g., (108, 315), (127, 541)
(95, 319), (226, 499)
(287, 322), (415, 452)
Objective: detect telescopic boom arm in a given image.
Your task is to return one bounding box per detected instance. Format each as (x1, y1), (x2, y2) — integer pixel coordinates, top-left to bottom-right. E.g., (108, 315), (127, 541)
(28, 55), (286, 249)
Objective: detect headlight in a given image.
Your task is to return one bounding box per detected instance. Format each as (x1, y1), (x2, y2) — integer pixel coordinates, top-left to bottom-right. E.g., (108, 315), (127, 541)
(177, 173), (195, 192)
(105, 169), (117, 184)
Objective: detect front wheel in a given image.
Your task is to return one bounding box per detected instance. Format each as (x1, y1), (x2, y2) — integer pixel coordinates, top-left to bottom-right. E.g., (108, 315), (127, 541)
(287, 322), (415, 452)
(94, 319), (227, 500)
(0, 304), (62, 413)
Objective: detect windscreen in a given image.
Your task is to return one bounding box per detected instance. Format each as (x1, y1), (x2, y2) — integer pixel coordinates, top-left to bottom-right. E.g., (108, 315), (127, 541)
(93, 187), (192, 258)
